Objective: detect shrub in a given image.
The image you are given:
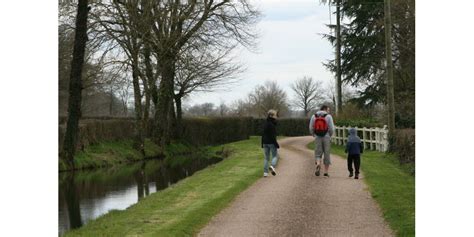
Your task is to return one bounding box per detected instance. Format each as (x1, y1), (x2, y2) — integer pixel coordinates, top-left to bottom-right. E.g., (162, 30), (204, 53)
(391, 129), (415, 165)
(333, 118), (383, 128)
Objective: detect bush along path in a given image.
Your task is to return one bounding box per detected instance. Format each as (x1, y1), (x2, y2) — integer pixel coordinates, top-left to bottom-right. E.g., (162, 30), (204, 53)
(199, 136), (394, 236)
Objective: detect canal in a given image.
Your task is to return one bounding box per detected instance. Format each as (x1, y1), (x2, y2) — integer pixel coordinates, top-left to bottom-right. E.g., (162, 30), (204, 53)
(58, 156), (222, 235)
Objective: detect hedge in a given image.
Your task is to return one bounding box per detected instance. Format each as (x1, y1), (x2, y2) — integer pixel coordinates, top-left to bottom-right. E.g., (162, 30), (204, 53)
(58, 117), (253, 153)
(59, 119), (136, 153)
(251, 118), (309, 136)
(181, 117), (252, 146)
(58, 116), (387, 153)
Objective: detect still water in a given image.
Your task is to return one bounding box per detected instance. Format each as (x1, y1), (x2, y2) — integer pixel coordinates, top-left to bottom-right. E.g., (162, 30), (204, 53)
(58, 157), (221, 235)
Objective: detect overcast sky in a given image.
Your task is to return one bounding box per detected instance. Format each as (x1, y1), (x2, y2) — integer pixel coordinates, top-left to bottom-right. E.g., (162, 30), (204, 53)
(186, 0), (335, 107)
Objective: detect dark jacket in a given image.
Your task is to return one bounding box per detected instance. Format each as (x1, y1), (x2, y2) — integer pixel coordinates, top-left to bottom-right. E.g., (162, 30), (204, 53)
(345, 128), (363, 155)
(261, 117), (279, 148)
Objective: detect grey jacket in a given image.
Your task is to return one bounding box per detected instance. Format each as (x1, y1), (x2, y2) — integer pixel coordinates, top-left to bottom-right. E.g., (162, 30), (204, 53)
(308, 110), (335, 137)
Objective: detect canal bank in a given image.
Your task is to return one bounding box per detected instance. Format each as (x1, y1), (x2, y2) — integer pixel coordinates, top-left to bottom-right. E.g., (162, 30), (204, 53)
(63, 136), (263, 236)
(58, 139), (163, 172)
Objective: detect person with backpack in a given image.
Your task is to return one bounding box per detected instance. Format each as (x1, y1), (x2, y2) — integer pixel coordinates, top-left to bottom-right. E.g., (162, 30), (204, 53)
(345, 127), (363, 179)
(261, 109), (280, 177)
(309, 105), (335, 177)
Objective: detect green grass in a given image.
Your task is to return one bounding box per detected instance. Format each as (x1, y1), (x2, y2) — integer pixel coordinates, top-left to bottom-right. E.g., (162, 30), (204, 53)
(65, 136), (264, 237)
(307, 142), (415, 237)
(59, 139), (162, 171)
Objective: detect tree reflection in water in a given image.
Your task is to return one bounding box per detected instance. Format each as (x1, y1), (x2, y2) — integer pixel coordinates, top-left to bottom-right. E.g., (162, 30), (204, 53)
(58, 156), (222, 235)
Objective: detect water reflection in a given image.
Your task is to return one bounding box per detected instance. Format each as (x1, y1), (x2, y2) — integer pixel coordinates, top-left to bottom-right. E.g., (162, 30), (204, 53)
(58, 156), (222, 235)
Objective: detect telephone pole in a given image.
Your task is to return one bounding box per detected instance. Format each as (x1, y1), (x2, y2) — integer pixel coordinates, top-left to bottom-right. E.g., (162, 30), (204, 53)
(335, 0), (343, 115)
(384, 0), (396, 134)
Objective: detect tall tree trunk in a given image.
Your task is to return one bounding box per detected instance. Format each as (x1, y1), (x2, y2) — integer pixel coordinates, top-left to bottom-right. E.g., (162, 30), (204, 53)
(143, 82), (150, 130)
(174, 95), (183, 138)
(384, 0), (396, 134)
(154, 56), (175, 148)
(170, 98), (178, 139)
(143, 42), (156, 134)
(62, 0), (89, 168)
(303, 104), (308, 117)
(131, 59), (145, 156)
(335, 0), (343, 115)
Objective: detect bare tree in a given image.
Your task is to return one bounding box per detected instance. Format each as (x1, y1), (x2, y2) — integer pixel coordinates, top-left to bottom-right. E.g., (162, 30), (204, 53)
(290, 76), (324, 117)
(174, 44), (243, 131)
(247, 81), (289, 117)
(90, 1), (151, 154)
(229, 99), (252, 117)
(62, 0), (90, 167)
(323, 80), (357, 111)
(185, 103), (216, 117)
(218, 102), (229, 117)
(140, 0), (260, 148)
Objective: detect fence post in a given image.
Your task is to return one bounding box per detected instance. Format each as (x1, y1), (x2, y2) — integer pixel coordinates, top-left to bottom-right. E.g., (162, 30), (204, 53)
(370, 128), (375, 150)
(376, 127), (381, 151)
(342, 126), (347, 146)
(338, 127), (342, 145)
(361, 127), (366, 150)
(382, 125), (388, 152)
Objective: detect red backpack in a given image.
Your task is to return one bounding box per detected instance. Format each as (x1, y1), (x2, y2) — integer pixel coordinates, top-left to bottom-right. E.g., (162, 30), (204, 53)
(313, 114), (328, 137)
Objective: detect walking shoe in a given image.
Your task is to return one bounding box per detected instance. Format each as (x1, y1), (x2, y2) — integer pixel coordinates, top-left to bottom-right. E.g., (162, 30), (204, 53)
(263, 172), (269, 177)
(354, 174), (359, 179)
(349, 172), (353, 177)
(323, 173), (329, 177)
(269, 166), (277, 176)
(315, 164), (321, 176)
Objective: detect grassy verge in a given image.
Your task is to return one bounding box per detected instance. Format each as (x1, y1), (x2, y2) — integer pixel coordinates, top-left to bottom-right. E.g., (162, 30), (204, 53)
(59, 139), (162, 171)
(65, 136), (264, 236)
(307, 142), (415, 237)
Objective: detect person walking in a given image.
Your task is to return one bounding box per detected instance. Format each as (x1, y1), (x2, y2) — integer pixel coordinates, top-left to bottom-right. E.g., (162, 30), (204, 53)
(345, 127), (363, 179)
(261, 109), (280, 177)
(309, 105), (335, 177)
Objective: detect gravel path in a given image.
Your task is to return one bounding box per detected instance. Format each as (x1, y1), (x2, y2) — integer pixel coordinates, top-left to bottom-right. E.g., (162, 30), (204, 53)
(198, 136), (393, 237)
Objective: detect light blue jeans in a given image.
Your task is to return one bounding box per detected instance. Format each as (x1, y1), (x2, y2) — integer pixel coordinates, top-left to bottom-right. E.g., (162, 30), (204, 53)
(263, 144), (278, 173)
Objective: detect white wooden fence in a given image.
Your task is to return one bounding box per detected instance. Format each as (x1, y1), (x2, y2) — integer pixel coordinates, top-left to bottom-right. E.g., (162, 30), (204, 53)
(331, 125), (389, 152)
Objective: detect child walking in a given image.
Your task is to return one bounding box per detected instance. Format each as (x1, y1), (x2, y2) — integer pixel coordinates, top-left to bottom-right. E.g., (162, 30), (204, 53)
(345, 128), (363, 179)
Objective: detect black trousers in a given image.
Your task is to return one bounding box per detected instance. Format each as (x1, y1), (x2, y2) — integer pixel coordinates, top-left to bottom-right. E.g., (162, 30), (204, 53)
(347, 154), (361, 174)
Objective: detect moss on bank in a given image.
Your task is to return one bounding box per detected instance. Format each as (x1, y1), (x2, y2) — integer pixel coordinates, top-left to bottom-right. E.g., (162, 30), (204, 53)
(59, 139), (162, 171)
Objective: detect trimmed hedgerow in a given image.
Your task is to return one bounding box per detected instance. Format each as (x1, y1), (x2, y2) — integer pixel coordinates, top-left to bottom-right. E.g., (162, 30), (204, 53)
(59, 117), (253, 153)
(251, 118), (310, 136)
(181, 117), (252, 146)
